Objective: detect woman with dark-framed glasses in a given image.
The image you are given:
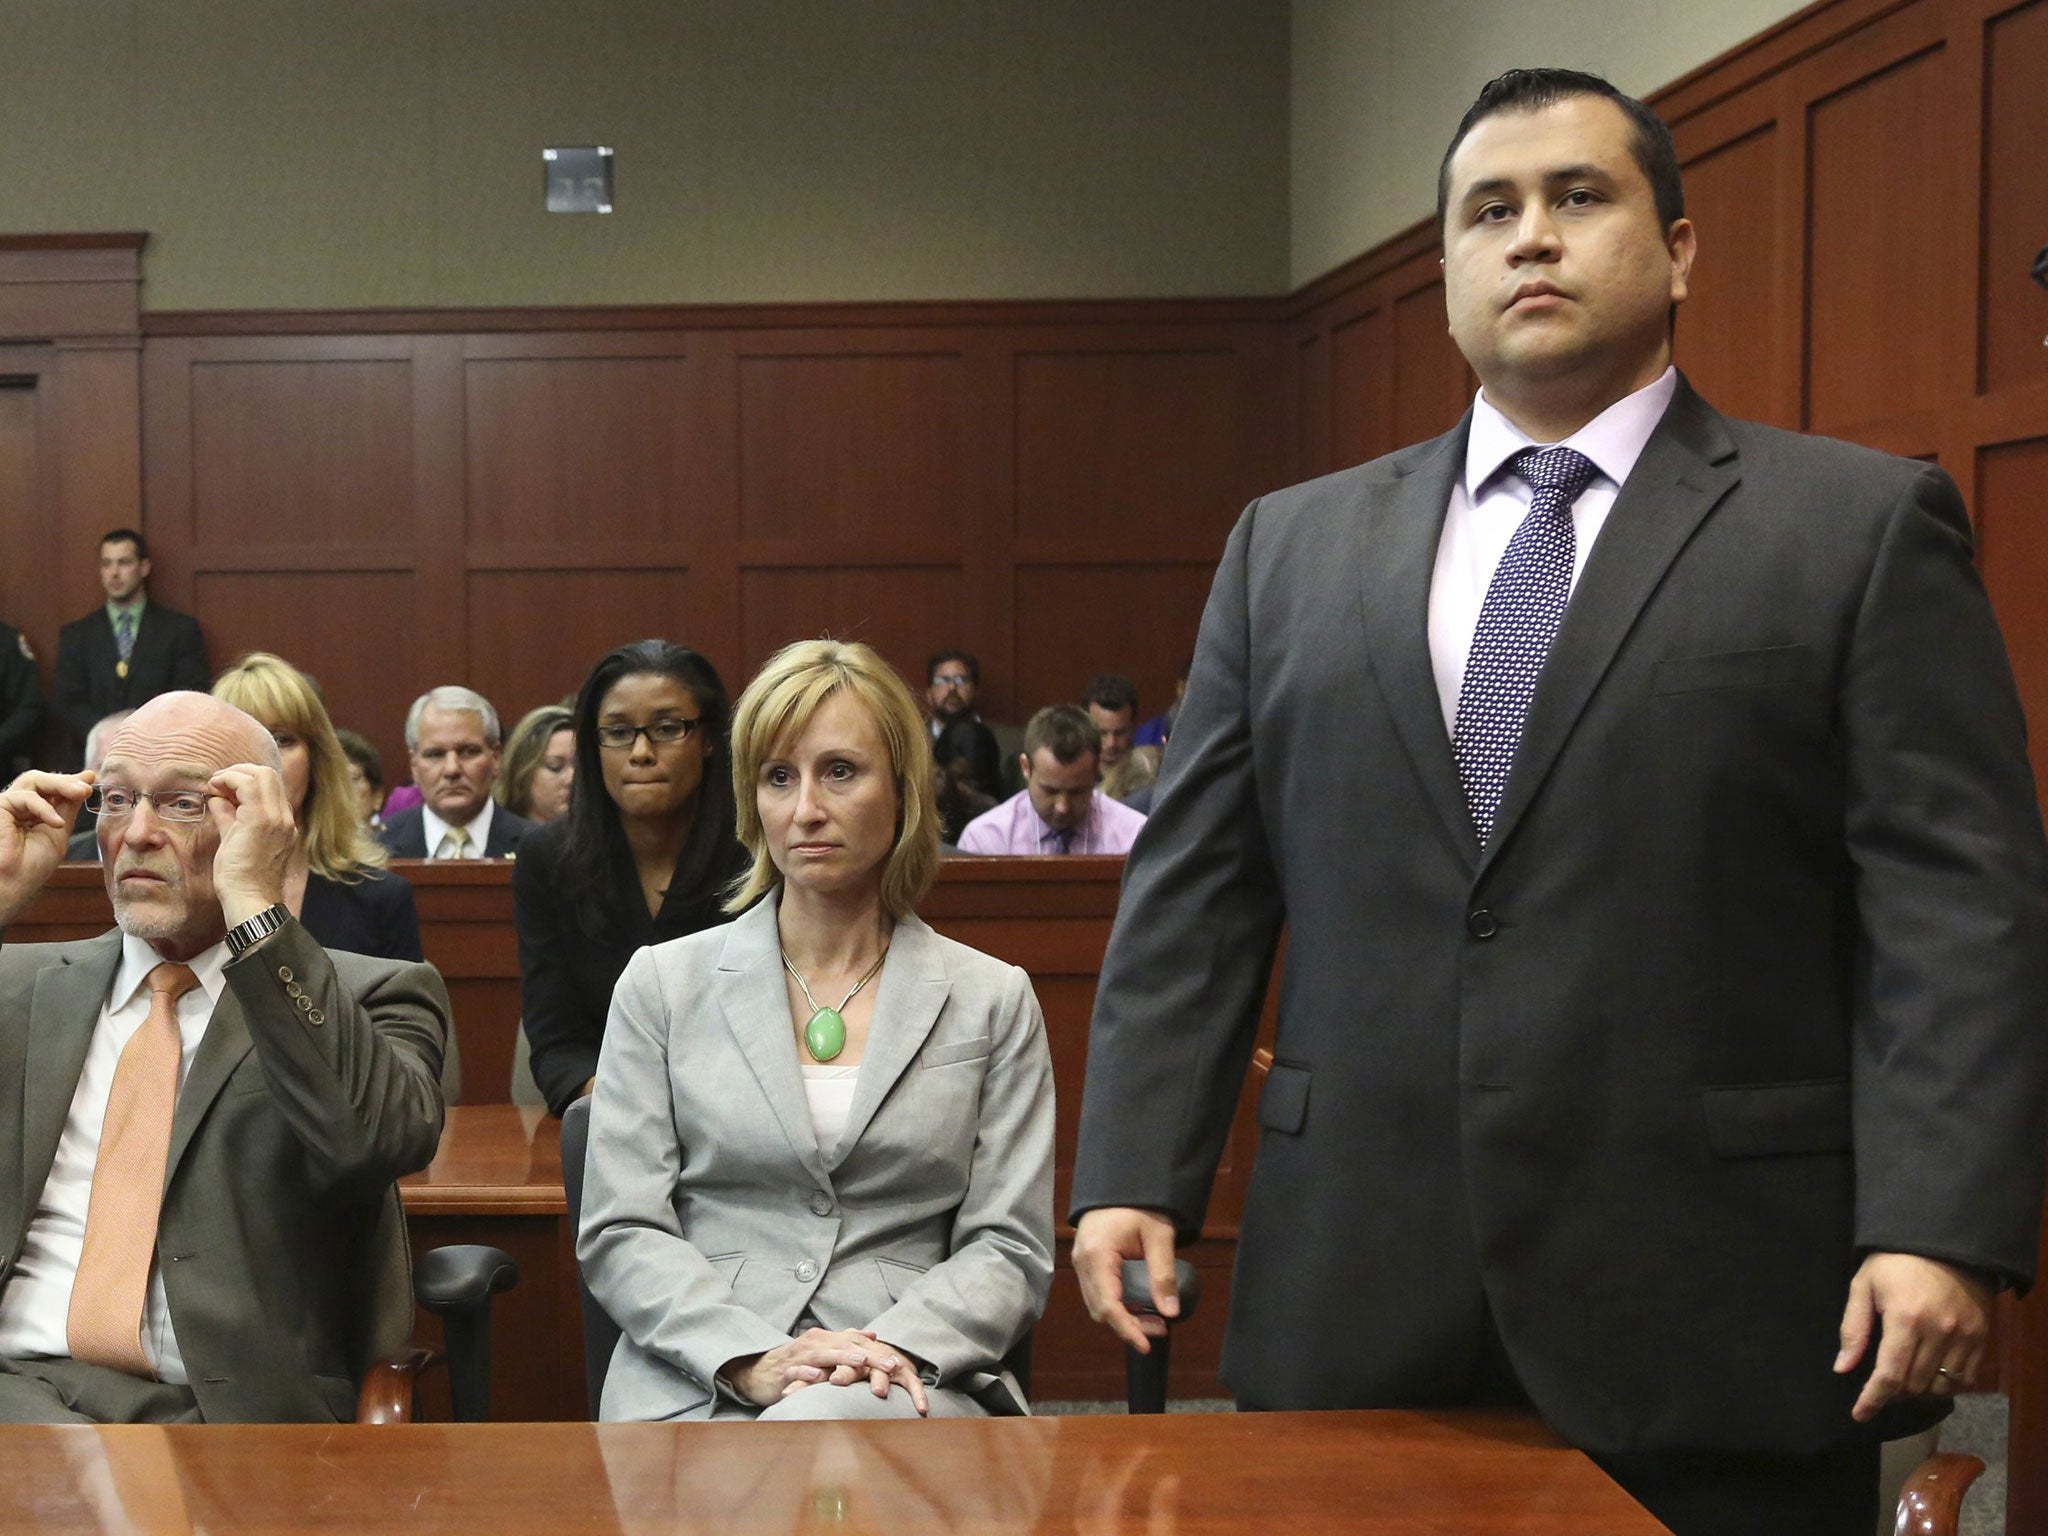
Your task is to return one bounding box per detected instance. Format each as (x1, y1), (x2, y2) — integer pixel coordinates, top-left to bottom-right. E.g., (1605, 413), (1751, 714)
(515, 640), (749, 1115)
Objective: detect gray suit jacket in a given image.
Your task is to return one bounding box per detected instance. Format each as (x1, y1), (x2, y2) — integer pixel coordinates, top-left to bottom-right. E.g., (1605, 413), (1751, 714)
(578, 894), (1054, 1422)
(1070, 378), (2048, 1456)
(0, 920), (448, 1421)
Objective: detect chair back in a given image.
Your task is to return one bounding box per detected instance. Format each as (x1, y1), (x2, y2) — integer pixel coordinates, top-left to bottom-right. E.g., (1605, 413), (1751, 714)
(559, 1094), (620, 1416)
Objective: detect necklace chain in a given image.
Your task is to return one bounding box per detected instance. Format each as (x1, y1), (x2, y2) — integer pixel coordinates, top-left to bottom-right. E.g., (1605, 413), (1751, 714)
(781, 943), (889, 1018)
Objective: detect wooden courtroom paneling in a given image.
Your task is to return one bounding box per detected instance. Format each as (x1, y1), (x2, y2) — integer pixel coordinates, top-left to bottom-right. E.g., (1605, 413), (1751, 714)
(1012, 347), (1257, 549)
(463, 353), (708, 546)
(466, 569), (700, 718)
(191, 571), (419, 747)
(1010, 563), (1219, 726)
(1670, 125), (1784, 429)
(738, 565), (959, 689)
(1389, 274), (1472, 450)
(1979, 0), (2048, 397)
(1975, 437), (2048, 802)
(189, 358), (415, 547)
(1329, 305), (1391, 474)
(1804, 38), (1951, 438)
(737, 350), (967, 547)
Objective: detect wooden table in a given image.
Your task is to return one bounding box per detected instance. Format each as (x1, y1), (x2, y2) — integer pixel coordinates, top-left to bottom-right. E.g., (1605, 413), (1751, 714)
(0, 1411), (1666, 1533)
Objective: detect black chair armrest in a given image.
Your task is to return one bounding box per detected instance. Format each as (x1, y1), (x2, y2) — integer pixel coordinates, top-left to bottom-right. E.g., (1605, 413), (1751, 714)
(1119, 1258), (1202, 1319)
(415, 1244), (519, 1312)
(413, 1244), (520, 1421)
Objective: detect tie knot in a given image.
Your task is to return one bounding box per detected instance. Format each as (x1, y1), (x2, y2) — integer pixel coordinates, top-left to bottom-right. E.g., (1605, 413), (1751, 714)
(1513, 445), (1599, 504)
(147, 962), (199, 1002)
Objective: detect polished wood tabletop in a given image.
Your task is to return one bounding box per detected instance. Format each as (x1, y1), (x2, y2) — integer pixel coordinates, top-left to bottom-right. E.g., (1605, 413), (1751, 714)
(400, 1103), (563, 1216)
(0, 1410), (1664, 1534)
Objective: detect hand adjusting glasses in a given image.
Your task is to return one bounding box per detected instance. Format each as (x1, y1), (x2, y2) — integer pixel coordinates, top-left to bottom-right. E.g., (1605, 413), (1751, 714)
(88, 787), (218, 823)
(595, 718), (701, 751)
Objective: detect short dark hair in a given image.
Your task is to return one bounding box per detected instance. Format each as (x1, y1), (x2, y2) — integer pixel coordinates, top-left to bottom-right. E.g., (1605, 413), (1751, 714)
(926, 648), (979, 686)
(1083, 673), (1138, 716)
(100, 527), (148, 561)
(1024, 704), (1100, 767)
(1437, 68), (1684, 236)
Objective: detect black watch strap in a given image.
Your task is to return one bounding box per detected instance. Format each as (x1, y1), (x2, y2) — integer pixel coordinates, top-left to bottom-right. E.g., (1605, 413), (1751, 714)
(225, 902), (291, 957)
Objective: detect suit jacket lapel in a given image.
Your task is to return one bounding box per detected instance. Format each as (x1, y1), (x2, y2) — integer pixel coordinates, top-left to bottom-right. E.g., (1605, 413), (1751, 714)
(827, 915), (950, 1171)
(1480, 381), (1741, 872)
(1359, 416), (1479, 865)
(165, 983), (255, 1183)
(20, 934), (123, 1215)
(713, 897), (832, 1188)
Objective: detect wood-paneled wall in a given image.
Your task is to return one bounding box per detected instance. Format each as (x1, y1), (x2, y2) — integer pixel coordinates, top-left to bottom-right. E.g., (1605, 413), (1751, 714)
(138, 305), (1285, 776)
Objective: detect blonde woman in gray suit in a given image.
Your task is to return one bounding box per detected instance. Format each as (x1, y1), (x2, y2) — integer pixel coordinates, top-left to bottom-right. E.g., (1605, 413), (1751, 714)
(578, 639), (1055, 1421)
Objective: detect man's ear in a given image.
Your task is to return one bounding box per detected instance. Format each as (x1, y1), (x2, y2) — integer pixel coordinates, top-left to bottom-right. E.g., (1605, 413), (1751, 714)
(1017, 752), (1031, 782)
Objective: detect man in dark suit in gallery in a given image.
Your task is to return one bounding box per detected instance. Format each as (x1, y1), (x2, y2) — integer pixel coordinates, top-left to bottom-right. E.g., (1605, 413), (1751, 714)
(53, 531), (211, 769)
(377, 686), (530, 860)
(0, 691), (448, 1422)
(1068, 69), (2048, 1535)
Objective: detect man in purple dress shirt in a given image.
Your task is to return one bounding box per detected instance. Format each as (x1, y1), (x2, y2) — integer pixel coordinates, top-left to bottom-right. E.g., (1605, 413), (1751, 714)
(956, 705), (1145, 855)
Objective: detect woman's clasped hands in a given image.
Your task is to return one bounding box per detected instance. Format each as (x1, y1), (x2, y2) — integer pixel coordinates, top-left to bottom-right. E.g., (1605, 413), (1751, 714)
(726, 1327), (931, 1415)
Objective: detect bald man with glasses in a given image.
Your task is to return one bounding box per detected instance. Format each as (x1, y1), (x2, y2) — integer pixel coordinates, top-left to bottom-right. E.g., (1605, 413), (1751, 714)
(0, 691), (448, 1423)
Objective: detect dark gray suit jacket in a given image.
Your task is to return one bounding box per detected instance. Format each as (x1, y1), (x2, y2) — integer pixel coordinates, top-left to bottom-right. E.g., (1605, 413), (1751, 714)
(52, 604), (210, 759)
(0, 920), (448, 1422)
(377, 803), (530, 860)
(1070, 379), (2048, 1456)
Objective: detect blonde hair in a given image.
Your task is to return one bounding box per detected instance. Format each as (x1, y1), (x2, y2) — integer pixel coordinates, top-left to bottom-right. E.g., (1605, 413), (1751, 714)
(212, 652), (389, 883)
(726, 639), (940, 918)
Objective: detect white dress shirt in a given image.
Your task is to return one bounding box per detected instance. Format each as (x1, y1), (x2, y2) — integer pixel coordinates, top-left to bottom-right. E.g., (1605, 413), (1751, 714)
(0, 934), (230, 1383)
(1427, 368), (1678, 735)
(800, 1063), (861, 1154)
(422, 798), (495, 859)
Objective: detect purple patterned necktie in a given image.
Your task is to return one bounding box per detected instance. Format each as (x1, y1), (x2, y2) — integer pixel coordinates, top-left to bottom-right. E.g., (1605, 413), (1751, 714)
(1453, 445), (1600, 847)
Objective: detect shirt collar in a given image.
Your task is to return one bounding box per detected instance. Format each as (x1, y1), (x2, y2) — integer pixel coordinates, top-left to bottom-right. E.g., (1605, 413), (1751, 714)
(111, 931), (229, 1012)
(1027, 794), (1094, 849)
(1463, 366), (1679, 500)
(421, 797), (493, 854)
(105, 595), (147, 624)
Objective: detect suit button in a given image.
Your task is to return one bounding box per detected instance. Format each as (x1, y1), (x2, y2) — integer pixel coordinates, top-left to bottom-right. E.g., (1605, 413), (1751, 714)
(285, 981), (304, 999)
(297, 995), (314, 1012)
(795, 1260), (819, 1283)
(306, 1008), (325, 1027)
(810, 1193), (833, 1216)
(277, 966), (294, 983)
(1466, 909), (1498, 939)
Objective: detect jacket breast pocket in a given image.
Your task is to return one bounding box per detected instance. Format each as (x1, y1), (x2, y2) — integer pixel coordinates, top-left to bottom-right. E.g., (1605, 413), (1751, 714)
(922, 1036), (992, 1068)
(1257, 1062), (1311, 1135)
(1700, 1078), (1851, 1158)
(1653, 644), (1812, 695)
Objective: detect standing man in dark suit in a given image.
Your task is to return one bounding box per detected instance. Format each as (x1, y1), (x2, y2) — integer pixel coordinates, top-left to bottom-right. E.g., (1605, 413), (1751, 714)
(0, 691), (447, 1422)
(377, 686), (530, 859)
(1068, 69), (2048, 1535)
(53, 530), (210, 769)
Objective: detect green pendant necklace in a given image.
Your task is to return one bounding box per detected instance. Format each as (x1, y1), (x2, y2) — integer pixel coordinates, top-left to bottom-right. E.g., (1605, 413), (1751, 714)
(781, 942), (890, 1062)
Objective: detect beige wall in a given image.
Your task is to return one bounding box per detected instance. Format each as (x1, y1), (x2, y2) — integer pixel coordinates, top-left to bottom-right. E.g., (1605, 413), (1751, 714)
(1289, 0), (1813, 287)
(0, 0), (1289, 311)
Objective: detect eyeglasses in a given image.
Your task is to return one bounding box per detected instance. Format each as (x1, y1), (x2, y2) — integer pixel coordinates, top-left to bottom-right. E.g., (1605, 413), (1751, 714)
(88, 786), (218, 824)
(930, 675), (973, 690)
(596, 718), (701, 751)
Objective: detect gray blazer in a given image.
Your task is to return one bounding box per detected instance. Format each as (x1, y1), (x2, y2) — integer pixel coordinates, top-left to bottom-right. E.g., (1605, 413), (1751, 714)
(578, 894), (1055, 1422)
(0, 921), (447, 1421)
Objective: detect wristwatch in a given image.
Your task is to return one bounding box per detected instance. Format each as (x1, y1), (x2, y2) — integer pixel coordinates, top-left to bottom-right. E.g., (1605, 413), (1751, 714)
(225, 902), (291, 957)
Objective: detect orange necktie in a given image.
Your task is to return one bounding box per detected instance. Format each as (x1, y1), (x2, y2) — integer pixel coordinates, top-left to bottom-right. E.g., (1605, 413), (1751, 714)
(67, 961), (199, 1377)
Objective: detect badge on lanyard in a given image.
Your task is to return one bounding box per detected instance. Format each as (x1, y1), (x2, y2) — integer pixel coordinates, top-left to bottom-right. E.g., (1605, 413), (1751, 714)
(116, 659), (129, 680)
